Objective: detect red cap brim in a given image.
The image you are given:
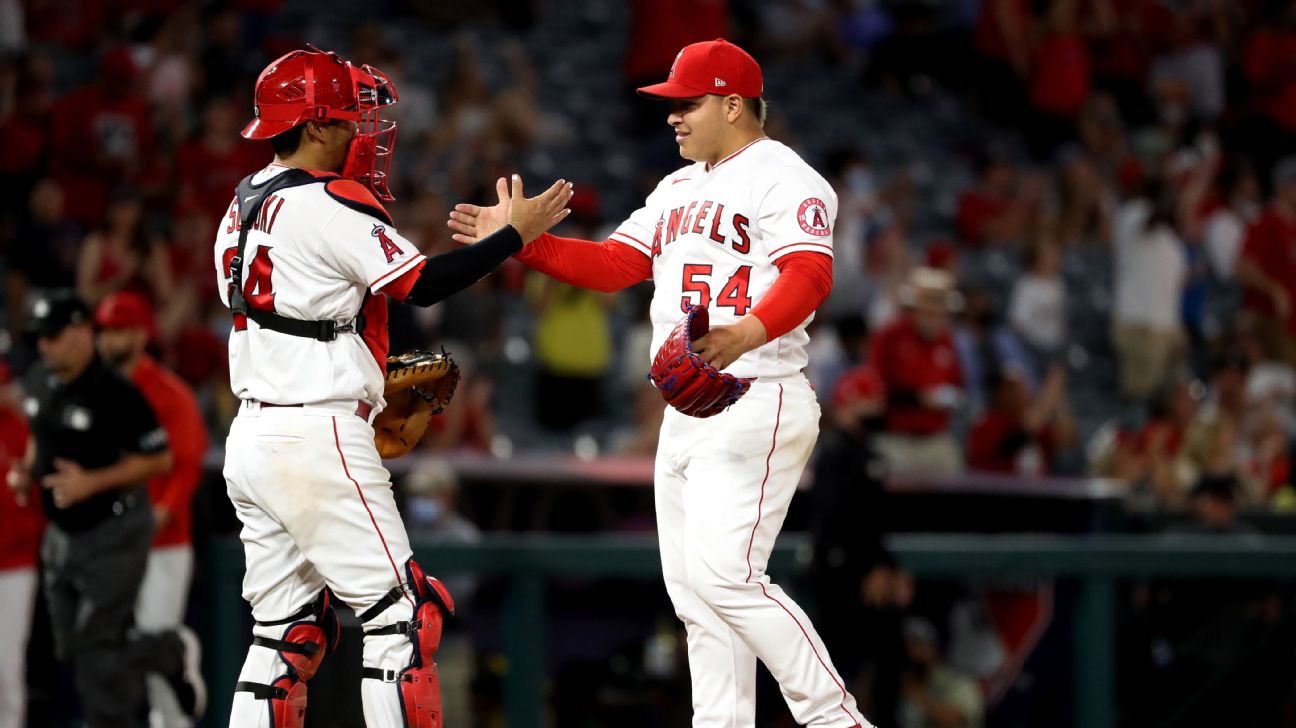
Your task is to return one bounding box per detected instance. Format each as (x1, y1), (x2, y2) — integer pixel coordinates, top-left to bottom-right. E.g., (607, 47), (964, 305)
(241, 118), (296, 140)
(636, 80), (709, 99)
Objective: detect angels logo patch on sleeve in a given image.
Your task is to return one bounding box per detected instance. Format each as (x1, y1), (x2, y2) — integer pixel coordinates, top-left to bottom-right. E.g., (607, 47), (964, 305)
(797, 198), (831, 237)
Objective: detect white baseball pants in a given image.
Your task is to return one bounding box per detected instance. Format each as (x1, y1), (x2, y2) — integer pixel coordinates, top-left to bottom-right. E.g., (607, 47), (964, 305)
(135, 544), (194, 728)
(656, 378), (868, 728)
(0, 566), (37, 728)
(223, 403), (416, 728)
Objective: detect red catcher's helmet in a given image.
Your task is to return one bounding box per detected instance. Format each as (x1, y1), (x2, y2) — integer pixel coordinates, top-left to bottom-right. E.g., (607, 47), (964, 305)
(242, 47), (400, 200)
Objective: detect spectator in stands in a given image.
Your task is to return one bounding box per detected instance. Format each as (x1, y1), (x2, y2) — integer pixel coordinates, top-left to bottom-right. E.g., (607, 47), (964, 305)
(1054, 145), (1114, 246)
(812, 364), (910, 728)
(526, 195), (613, 433)
(1241, 0), (1296, 175)
(1183, 349), (1255, 493)
(1171, 475), (1260, 537)
(900, 617), (985, 728)
(46, 46), (156, 226)
(7, 178), (82, 349)
(870, 268), (965, 476)
(955, 149), (1036, 248)
(400, 458), (479, 724)
(968, 365), (1075, 476)
(952, 288), (1036, 416)
(1238, 402), (1291, 507)
(425, 368), (496, 454)
(1149, 5), (1225, 125)
(1027, 0), (1091, 159)
(0, 52), (54, 222)
(864, 224), (912, 329)
(612, 383), (666, 457)
(1112, 176), (1188, 401)
(1235, 156), (1296, 366)
(1202, 159), (1261, 281)
(173, 98), (269, 222)
(1008, 234), (1067, 357)
(0, 361), (42, 728)
(1109, 379), (1199, 508)
(75, 188), (175, 308)
(972, 0), (1033, 124)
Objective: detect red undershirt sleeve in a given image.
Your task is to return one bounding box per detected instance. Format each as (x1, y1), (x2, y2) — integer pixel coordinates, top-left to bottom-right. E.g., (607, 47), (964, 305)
(749, 251), (833, 341)
(514, 233), (653, 292)
(384, 259), (426, 302)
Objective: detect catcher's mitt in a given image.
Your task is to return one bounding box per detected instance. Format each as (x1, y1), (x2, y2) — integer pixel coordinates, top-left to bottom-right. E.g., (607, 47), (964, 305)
(373, 350), (460, 459)
(649, 305), (754, 418)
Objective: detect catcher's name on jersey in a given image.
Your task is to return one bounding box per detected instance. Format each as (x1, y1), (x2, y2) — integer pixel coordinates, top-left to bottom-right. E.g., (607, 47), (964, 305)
(616, 138), (837, 381)
(214, 164), (426, 411)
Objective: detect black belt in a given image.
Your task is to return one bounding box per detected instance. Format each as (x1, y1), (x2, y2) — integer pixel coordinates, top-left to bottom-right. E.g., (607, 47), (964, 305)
(248, 400), (374, 420)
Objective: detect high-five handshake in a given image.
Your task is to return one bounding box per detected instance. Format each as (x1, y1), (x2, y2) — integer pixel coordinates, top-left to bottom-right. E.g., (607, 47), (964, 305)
(448, 174), (574, 245)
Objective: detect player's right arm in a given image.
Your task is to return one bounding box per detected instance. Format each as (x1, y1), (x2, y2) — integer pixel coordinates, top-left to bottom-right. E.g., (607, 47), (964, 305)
(448, 176), (657, 293)
(324, 175), (573, 307)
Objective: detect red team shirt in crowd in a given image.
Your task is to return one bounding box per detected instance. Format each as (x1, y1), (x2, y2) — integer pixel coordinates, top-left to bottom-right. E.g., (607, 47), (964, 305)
(214, 164), (427, 409)
(1239, 205), (1296, 335)
(868, 317), (963, 436)
(131, 354), (209, 547)
(0, 404), (42, 570)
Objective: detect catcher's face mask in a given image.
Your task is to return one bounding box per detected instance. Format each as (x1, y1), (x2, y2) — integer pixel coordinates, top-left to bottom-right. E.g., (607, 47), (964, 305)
(243, 46), (401, 201)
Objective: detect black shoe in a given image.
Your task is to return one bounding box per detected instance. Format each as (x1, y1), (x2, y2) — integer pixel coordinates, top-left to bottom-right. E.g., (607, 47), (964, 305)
(164, 625), (207, 720)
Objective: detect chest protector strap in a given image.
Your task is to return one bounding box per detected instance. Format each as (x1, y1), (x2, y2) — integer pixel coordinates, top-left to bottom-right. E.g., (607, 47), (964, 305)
(229, 169), (355, 342)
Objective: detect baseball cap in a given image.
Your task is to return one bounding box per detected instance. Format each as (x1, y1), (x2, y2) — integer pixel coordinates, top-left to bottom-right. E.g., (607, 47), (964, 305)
(94, 291), (156, 337)
(637, 39), (763, 100)
(26, 289), (90, 338)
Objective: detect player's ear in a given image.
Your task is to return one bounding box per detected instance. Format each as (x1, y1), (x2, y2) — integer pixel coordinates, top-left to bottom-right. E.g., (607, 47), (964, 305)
(724, 94), (743, 123)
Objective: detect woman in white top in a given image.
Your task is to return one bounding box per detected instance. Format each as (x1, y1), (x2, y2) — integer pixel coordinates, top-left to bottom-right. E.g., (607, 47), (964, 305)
(1111, 182), (1189, 401)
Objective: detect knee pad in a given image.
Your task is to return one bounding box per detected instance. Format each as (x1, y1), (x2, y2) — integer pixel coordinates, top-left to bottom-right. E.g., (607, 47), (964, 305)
(236, 590), (340, 728)
(360, 558), (455, 728)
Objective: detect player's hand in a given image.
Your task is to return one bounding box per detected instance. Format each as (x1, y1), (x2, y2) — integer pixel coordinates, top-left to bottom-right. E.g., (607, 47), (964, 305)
(692, 315), (768, 370)
(154, 505), (172, 529)
(6, 465), (31, 507)
(44, 458), (96, 508)
(448, 175), (573, 245)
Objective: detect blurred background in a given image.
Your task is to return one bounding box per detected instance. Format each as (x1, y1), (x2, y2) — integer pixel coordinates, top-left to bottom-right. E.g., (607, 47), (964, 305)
(3, 0), (1296, 726)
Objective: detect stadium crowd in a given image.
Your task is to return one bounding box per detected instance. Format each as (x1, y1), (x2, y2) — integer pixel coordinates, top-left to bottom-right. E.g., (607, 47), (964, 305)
(1, 0), (1295, 726)
(3, 0), (1296, 513)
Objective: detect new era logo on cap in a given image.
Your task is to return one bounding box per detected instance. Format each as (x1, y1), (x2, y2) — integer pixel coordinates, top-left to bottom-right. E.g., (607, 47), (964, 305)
(638, 39), (763, 99)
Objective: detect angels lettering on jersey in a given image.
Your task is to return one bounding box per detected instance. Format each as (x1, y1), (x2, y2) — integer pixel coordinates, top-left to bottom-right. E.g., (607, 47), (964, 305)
(608, 138), (838, 382)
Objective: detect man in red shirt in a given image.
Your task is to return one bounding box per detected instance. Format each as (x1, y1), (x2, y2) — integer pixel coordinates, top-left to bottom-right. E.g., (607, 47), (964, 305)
(868, 268), (965, 476)
(94, 292), (208, 728)
(1234, 157), (1296, 365)
(0, 362), (43, 728)
(967, 366), (1075, 475)
(47, 47), (156, 226)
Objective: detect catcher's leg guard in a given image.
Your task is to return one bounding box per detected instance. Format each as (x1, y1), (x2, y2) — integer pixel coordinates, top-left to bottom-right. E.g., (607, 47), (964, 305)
(233, 590), (339, 728)
(360, 559), (455, 728)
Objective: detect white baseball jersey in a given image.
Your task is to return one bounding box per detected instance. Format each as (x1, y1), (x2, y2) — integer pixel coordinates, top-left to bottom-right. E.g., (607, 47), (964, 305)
(612, 137), (837, 380)
(213, 164), (426, 409)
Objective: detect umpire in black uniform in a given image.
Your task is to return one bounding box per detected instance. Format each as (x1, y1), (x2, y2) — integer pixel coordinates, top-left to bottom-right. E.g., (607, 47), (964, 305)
(5, 290), (204, 727)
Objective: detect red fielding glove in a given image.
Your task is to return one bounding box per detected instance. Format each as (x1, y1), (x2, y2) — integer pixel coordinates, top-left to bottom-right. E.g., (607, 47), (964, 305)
(649, 305), (755, 417)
